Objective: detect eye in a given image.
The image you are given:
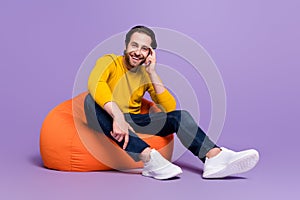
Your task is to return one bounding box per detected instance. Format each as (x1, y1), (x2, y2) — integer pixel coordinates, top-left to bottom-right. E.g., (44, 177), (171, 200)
(142, 47), (148, 51)
(131, 43), (138, 47)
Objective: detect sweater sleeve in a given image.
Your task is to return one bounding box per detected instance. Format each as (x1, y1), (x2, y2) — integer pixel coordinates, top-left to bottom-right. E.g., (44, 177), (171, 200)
(87, 55), (116, 108)
(148, 82), (177, 112)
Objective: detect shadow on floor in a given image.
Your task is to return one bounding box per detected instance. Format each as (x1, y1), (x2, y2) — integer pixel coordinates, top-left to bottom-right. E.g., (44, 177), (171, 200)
(174, 160), (247, 180)
(29, 154), (44, 168)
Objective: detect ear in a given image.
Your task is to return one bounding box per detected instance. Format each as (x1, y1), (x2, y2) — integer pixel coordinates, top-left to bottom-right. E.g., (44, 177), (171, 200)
(124, 42), (127, 52)
(123, 43), (127, 55)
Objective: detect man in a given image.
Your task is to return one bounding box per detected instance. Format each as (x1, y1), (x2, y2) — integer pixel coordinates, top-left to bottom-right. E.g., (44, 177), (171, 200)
(84, 25), (259, 180)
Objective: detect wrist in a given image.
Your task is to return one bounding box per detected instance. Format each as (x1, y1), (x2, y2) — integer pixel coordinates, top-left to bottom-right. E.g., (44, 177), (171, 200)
(112, 113), (125, 121)
(105, 102), (124, 120)
(147, 69), (157, 76)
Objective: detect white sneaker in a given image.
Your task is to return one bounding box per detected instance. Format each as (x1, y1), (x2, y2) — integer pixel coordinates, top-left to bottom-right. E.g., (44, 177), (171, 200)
(203, 147), (259, 178)
(142, 149), (183, 180)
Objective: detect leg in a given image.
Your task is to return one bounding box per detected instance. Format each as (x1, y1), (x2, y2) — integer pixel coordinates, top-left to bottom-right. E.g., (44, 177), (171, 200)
(84, 94), (149, 161)
(84, 94), (182, 179)
(125, 110), (218, 162)
(126, 110), (259, 179)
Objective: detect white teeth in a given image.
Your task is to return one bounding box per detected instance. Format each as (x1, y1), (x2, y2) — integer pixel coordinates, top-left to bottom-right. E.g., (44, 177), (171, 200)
(132, 56), (139, 60)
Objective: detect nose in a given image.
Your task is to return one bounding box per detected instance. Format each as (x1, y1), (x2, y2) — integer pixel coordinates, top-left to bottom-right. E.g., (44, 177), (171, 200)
(134, 48), (141, 55)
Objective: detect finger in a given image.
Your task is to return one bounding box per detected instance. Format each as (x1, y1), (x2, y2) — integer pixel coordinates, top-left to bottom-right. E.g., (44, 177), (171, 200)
(149, 46), (155, 56)
(113, 132), (123, 141)
(148, 46), (153, 54)
(123, 134), (129, 150)
(111, 131), (121, 141)
(117, 135), (124, 142)
(110, 131), (116, 137)
(144, 55), (151, 65)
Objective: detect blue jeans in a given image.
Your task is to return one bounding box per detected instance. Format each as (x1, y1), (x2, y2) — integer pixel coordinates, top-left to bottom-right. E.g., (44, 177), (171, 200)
(84, 94), (218, 162)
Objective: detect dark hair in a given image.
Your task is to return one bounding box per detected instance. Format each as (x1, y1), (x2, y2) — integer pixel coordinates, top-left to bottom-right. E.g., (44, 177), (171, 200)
(125, 25), (157, 49)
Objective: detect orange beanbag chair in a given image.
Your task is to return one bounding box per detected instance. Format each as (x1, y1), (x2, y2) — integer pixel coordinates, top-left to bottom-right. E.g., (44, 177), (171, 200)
(40, 92), (174, 172)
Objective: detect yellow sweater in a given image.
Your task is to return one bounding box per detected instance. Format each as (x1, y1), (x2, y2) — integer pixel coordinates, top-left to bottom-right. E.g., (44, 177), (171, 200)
(88, 54), (176, 114)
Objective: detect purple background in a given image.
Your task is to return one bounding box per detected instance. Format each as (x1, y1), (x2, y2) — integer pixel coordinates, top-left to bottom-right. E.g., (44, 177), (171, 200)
(1, 0), (299, 199)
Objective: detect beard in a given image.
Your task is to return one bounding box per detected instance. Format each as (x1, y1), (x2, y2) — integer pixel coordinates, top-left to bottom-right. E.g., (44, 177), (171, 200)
(124, 50), (147, 70)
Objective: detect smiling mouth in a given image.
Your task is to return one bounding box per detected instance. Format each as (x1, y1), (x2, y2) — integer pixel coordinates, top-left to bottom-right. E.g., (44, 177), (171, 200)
(131, 55), (142, 62)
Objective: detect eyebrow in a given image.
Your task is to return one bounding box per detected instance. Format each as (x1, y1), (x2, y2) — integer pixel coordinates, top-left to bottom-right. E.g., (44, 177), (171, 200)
(130, 41), (149, 49)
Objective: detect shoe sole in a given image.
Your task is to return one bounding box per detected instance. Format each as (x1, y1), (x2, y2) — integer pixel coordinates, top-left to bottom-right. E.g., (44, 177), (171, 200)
(203, 151), (259, 179)
(142, 168), (183, 180)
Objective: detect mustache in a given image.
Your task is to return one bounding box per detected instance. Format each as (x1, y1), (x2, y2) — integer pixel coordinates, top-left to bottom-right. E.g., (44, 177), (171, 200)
(130, 53), (144, 59)
(124, 50), (144, 58)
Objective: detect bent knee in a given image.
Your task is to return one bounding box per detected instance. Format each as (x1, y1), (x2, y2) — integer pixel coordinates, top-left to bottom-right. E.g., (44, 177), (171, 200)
(168, 110), (192, 120)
